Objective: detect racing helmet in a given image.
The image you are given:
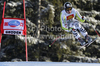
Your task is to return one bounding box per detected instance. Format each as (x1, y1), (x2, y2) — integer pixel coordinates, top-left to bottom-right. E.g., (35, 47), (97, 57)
(64, 2), (72, 11)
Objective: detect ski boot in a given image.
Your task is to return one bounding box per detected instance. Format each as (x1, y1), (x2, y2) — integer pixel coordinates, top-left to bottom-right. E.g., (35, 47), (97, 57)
(77, 37), (86, 46)
(85, 35), (92, 43)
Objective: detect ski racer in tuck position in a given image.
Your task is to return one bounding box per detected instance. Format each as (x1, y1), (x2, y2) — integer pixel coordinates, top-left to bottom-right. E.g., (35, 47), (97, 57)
(60, 2), (92, 46)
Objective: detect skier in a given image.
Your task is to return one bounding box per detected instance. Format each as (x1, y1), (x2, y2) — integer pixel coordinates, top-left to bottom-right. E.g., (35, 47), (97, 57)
(60, 2), (92, 46)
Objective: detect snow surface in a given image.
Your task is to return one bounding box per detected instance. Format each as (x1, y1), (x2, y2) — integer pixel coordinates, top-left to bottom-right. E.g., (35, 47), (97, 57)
(0, 62), (100, 66)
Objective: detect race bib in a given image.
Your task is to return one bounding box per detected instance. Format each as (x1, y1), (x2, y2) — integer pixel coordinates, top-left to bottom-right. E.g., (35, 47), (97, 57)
(67, 14), (74, 20)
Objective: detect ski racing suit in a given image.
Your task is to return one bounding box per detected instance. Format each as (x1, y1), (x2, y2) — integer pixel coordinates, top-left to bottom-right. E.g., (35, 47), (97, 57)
(60, 8), (87, 40)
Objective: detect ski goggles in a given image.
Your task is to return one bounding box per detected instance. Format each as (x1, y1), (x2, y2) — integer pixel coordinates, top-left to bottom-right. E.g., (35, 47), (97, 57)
(65, 7), (72, 11)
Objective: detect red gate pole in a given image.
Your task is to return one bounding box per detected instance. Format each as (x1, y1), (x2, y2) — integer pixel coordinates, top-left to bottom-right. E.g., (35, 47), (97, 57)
(23, 0), (28, 61)
(2, 1), (6, 18)
(0, 1), (6, 51)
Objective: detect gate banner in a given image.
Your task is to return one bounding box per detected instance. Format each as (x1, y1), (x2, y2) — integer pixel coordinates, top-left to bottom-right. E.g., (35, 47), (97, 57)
(1, 18), (26, 35)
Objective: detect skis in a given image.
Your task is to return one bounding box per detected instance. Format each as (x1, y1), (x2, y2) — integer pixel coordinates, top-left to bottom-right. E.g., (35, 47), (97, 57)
(80, 37), (97, 49)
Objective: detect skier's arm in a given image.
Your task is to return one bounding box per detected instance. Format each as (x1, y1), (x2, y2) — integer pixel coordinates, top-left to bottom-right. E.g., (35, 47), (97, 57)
(60, 12), (67, 30)
(60, 12), (72, 32)
(75, 10), (85, 23)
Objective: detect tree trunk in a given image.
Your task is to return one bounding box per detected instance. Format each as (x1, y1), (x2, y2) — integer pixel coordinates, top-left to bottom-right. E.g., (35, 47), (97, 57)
(37, 0), (41, 39)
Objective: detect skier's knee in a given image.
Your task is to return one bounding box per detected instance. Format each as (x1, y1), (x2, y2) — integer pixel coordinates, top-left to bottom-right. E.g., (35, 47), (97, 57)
(75, 22), (81, 28)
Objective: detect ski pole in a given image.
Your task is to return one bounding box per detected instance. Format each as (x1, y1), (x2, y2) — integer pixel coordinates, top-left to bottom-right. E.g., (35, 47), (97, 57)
(49, 34), (66, 47)
(86, 20), (100, 37)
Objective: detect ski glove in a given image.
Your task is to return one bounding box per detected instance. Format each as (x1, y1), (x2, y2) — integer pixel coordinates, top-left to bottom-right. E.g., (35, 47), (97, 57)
(82, 16), (86, 20)
(82, 16), (90, 23)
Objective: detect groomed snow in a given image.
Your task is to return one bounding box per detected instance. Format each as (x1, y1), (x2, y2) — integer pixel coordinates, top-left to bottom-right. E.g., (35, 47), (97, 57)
(0, 62), (100, 66)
